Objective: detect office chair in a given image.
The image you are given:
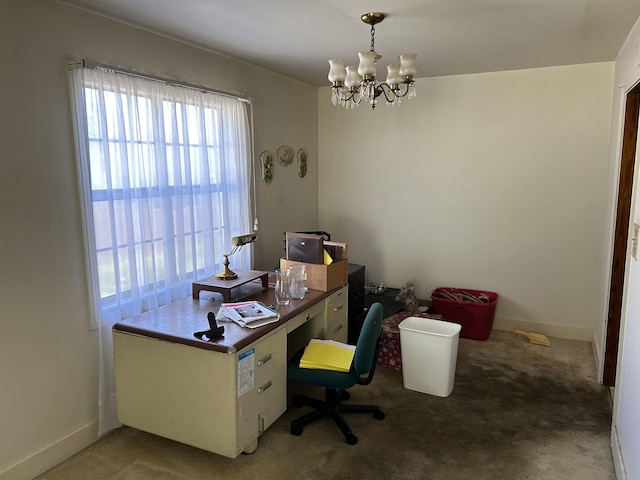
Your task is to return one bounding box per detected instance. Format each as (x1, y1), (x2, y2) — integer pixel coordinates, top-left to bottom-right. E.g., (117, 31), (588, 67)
(287, 302), (385, 445)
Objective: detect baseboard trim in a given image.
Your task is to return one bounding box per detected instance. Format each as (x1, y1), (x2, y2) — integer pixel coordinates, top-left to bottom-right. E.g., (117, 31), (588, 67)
(611, 424), (627, 480)
(592, 330), (605, 384)
(0, 420), (99, 480)
(492, 316), (593, 342)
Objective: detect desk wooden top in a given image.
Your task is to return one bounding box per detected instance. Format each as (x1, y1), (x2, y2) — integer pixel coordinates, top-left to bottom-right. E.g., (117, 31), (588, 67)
(113, 282), (335, 354)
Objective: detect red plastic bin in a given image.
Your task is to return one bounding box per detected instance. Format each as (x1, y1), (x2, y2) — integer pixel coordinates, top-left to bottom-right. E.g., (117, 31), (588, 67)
(430, 287), (498, 340)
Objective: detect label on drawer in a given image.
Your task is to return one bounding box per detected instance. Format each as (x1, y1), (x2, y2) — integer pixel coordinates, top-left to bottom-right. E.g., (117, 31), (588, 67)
(238, 348), (255, 396)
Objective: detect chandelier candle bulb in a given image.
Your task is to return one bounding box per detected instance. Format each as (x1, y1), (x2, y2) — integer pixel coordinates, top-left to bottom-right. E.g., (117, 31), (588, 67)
(344, 66), (362, 88)
(399, 53), (418, 79)
(328, 59), (347, 83)
(386, 64), (402, 87)
(358, 51), (377, 76)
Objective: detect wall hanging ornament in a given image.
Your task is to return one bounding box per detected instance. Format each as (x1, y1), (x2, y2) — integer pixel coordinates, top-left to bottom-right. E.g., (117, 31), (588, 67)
(277, 145), (294, 166)
(297, 148), (308, 178)
(260, 151), (273, 183)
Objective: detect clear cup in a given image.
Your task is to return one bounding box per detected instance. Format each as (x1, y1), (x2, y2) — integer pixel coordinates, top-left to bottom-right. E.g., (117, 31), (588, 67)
(274, 268), (290, 306)
(288, 264), (306, 300)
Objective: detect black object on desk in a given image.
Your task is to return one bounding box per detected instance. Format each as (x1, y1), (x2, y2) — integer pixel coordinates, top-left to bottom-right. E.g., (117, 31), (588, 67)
(193, 311), (225, 341)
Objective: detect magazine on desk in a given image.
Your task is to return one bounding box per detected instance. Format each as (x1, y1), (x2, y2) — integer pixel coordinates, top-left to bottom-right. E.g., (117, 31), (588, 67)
(218, 301), (280, 328)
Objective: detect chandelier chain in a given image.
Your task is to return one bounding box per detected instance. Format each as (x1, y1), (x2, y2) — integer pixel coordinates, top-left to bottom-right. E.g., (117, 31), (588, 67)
(370, 25), (375, 52)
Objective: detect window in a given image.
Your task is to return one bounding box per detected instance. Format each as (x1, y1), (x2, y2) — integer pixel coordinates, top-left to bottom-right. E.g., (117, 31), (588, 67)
(68, 65), (252, 322)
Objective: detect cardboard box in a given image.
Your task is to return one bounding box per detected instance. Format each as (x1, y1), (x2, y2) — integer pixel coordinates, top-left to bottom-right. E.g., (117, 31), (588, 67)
(323, 241), (348, 262)
(280, 258), (348, 292)
(280, 240), (348, 292)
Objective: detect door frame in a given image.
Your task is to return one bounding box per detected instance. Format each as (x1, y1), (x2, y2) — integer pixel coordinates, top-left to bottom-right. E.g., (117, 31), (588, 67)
(603, 84), (640, 387)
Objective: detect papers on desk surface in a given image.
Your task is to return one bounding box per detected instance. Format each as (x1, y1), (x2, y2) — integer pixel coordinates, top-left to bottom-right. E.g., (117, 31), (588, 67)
(299, 339), (356, 372)
(218, 301), (280, 329)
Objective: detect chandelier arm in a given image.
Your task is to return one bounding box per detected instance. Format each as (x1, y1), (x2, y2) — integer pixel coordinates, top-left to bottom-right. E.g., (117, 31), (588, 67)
(375, 84), (393, 102)
(345, 89), (364, 104)
(389, 82), (414, 98)
(378, 83), (413, 102)
(334, 86), (364, 104)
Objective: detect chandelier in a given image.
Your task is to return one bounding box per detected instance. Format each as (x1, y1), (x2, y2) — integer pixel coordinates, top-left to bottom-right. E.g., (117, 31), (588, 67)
(328, 12), (417, 110)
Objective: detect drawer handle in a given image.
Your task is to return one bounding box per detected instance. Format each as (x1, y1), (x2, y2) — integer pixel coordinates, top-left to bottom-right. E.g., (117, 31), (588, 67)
(257, 381), (272, 394)
(333, 323), (343, 333)
(257, 354), (272, 366)
(333, 304), (344, 312)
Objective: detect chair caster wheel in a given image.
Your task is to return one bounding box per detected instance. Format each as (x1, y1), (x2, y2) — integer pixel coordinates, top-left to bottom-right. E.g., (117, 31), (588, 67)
(291, 425), (303, 436)
(374, 410), (385, 420)
(345, 433), (358, 445)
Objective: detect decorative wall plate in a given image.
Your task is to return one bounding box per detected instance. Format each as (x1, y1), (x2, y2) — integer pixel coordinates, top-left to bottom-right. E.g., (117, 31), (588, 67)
(277, 145), (294, 166)
(260, 151), (273, 183)
(297, 148), (308, 178)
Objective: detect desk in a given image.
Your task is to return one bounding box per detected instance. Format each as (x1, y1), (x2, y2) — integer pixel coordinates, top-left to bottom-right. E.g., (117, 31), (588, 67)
(113, 281), (348, 458)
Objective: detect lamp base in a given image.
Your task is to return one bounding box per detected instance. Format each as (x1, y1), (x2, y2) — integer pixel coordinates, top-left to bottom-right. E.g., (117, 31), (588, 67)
(215, 255), (238, 280)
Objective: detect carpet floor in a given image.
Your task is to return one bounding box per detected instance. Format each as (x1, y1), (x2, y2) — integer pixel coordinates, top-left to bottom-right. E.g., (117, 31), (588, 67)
(35, 330), (614, 480)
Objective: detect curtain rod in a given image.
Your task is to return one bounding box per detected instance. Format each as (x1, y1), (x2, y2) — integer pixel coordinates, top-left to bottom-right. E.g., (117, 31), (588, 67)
(66, 58), (252, 103)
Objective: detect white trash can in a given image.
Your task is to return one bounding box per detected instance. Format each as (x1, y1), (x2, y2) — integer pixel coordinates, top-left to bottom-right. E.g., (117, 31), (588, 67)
(398, 316), (462, 397)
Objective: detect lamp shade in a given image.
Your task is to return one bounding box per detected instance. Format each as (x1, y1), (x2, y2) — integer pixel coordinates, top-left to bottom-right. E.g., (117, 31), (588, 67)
(386, 64), (402, 86)
(344, 66), (362, 88)
(328, 59), (347, 83)
(398, 53), (417, 78)
(357, 51), (377, 76)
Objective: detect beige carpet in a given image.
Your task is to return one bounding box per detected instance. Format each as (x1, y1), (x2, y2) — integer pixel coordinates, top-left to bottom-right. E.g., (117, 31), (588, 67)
(36, 330), (614, 480)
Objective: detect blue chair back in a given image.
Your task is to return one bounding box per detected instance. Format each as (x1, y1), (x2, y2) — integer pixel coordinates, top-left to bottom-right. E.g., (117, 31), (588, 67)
(353, 303), (383, 375)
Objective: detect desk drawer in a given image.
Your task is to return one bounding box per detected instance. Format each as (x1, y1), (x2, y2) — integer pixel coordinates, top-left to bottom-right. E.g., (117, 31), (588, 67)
(286, 300), (325, 334)
(238, 327), (286, 449)
(326, 286), (348, 341)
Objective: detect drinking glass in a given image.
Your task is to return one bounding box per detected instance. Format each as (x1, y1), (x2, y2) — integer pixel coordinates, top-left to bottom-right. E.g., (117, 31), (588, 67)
(274, 268), (290, 306)
(288, 264), (306, 300)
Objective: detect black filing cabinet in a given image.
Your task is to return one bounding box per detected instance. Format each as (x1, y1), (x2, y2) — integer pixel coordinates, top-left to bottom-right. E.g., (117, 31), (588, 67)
(364, 287), (404, 319)
(347, 263), (366, 344)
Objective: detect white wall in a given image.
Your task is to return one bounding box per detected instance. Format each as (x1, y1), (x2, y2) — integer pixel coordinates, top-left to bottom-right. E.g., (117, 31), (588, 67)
(1, 0), (632, 477)
(318, 63), (614, 342)
(0, 1), (317, 478)
(609, 17), (640, 480)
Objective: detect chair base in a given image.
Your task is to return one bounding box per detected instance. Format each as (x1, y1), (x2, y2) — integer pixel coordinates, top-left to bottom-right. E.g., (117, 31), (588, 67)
(290, 388), (385, 445)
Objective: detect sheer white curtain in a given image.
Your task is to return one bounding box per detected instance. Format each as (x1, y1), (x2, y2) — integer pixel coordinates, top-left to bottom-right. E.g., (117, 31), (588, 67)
(68, 65), (252, 435)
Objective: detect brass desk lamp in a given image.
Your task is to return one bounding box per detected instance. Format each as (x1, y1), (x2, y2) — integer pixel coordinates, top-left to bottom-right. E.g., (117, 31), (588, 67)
(215, 233), (257, 280)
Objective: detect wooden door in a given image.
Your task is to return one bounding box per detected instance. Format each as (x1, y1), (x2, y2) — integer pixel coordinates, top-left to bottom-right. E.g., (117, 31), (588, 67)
(603, 86), (640, 386)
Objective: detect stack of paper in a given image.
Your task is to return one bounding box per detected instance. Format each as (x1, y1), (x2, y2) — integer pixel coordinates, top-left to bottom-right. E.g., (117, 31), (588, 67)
(217, 301), (280, 329)
(299, 339), (356, 372)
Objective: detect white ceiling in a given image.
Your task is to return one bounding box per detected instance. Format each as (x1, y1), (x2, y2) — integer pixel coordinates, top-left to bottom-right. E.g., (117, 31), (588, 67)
(57, 0), (640, 87)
